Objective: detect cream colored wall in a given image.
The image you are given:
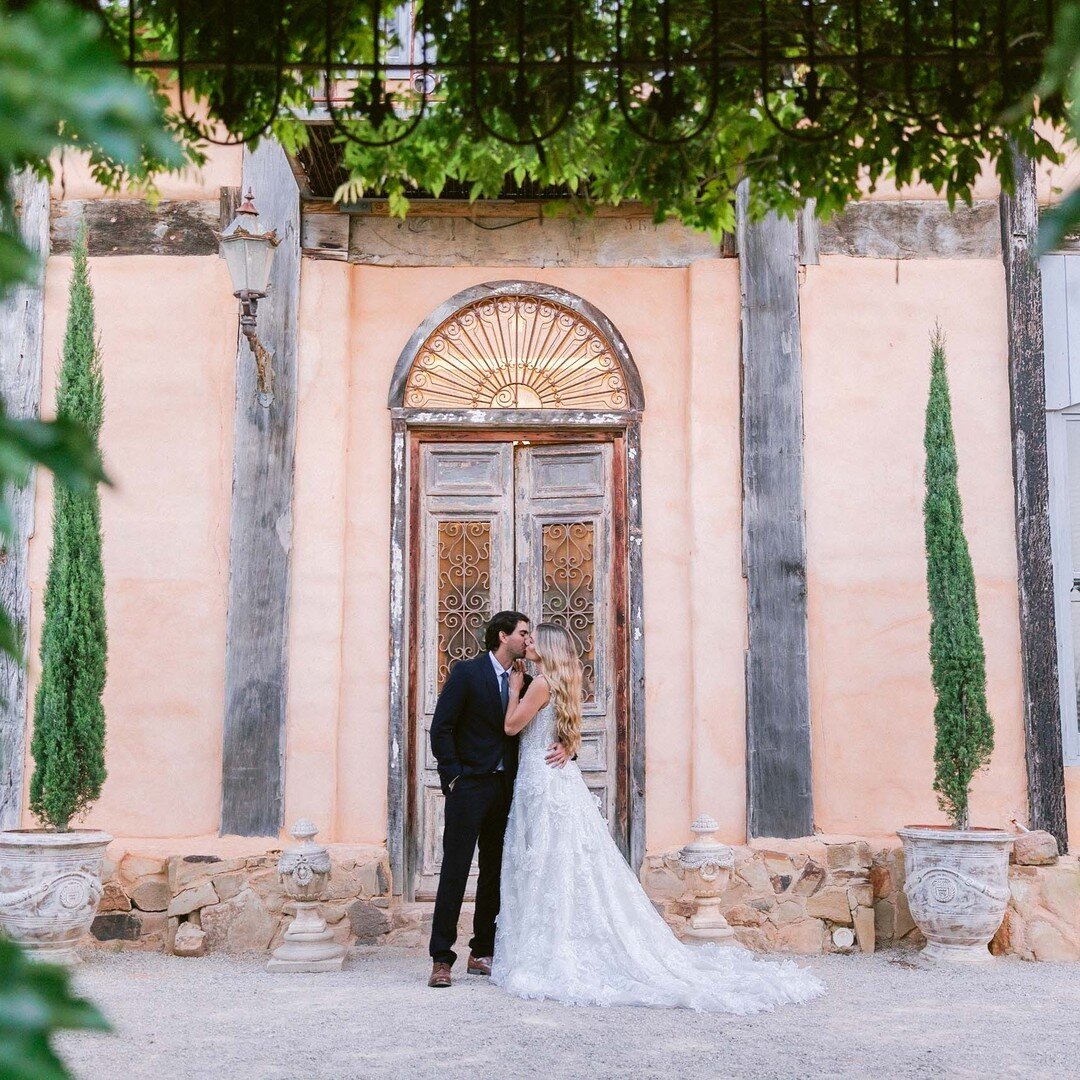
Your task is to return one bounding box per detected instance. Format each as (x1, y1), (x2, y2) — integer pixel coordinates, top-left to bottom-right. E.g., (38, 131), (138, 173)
(800, 257), (1029, 838)
(27, 256), (237, 837)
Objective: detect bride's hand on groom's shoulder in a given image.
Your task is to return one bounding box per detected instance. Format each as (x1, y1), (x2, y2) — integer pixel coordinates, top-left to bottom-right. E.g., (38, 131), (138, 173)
(509, 661), (526, 699)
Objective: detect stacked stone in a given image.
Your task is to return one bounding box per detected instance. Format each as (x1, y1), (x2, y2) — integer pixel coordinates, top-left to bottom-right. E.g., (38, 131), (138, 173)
(643, 837), (877, 954)
(90, 844), (394, 955)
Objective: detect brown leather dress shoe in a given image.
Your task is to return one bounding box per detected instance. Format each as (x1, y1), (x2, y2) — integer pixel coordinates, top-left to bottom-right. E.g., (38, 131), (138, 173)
(428, 961), (452, 988)
(467, 954), (493, 976)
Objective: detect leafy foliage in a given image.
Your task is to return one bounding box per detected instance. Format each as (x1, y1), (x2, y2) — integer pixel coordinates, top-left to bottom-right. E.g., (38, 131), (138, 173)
(0, 937), (109, 1080)
(1, 0), (183, 662)
(111, 2), (1065, 234)
(29, 223), (108, 832)
(923, 326), (994, 830)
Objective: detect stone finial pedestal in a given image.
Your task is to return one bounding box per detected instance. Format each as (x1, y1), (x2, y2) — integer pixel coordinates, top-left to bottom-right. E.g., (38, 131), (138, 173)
(676, 814), (736, 945)
(267, 820), (345, 973)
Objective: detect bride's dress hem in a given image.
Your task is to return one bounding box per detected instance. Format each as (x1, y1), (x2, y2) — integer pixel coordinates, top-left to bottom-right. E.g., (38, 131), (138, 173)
(492, 704), (825, 1015)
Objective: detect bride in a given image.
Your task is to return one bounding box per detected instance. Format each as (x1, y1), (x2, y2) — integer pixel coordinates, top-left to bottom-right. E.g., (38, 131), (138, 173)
(492, 622), (825, 1013)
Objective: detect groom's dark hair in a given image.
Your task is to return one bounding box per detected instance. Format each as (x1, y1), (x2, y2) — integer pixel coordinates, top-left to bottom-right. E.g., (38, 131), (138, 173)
(485, 610), (530, 652)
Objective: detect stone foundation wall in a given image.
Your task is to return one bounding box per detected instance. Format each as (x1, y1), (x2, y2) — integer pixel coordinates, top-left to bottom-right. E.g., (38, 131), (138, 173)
(641, 834), (1080, 961)
(91, 842), (403, 954)
(89, 834), (1080, 961)
(642, 836), (878, 955)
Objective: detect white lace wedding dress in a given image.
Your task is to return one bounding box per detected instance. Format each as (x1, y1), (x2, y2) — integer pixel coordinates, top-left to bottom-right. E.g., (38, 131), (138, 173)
(492, 703), (826, 1013)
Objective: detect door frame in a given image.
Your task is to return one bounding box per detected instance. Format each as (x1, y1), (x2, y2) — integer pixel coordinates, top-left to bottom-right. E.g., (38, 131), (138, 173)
(386, 282), (646, 900)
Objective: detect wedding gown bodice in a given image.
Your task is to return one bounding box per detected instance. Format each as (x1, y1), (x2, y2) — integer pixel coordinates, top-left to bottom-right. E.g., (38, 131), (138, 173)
(492, 701), (824, 1013)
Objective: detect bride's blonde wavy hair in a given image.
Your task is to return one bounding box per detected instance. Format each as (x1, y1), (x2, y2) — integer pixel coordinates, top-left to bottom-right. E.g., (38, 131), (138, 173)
(533, 623), (583, 757)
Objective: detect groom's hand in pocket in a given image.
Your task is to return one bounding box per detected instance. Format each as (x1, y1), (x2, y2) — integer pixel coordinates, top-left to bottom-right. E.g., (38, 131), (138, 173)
(545, 742), (572, 768)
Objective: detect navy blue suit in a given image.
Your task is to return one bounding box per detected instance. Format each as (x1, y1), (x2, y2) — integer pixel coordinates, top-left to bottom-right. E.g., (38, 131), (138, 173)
(428, 654), (529, 965)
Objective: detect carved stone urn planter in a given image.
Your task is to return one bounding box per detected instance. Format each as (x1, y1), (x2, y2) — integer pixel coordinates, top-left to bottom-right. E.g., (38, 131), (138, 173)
(674, 814), (736, 945)
(0, 829), (112, 963)
(267, 820), (346, 973)
(897, 826), (1014, 963)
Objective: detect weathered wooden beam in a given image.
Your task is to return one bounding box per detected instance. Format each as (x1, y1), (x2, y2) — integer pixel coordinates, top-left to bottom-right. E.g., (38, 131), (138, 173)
(220, 142), (301, 837)
(737, 183), (815, 841)
(0, 171), (49, 829)
(51, 199), (219, 256)
(310, 212), (723, 268)
(818, 199), (1001, 259)
(1001, 149), (1068, 851)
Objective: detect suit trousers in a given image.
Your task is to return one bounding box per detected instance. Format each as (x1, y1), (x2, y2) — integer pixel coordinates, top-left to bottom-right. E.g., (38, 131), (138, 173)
(429, 772), (512, 965)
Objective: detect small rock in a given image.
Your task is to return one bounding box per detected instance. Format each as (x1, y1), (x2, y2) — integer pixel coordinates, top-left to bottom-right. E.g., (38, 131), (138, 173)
(770, 874), (793, 894)
(791, 860), (826, 897)
(1026, 918), (1080, 962)
(1012, 831), (1059, 866)
(130, 879), (169, 912)
(139, 911), (168, 937)
(98, 880), (132, 913)
(735, 858), (772, 893)
(348, 899), (392, 942)
(723, 904), (765, 927)
(805, 886), (853, 924)
(201, 888), (274, 954)
(869, 863), (892, 899)
(770, 918), (825, 954)
(173, 922), (207, 957)
(211, 872), (245, 902)
(167, 881), (218, 917)
(91, 913), (141, 941)
(853, 905), (876, 953)
(874, 899), (896, 942)
(771, 901), (805, 926)
(825, 844), (857, 870)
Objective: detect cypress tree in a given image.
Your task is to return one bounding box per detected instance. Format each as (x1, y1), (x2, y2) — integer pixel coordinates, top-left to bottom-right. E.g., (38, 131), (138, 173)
(923, 324), (993, 830)
(29, 223), (107, 832)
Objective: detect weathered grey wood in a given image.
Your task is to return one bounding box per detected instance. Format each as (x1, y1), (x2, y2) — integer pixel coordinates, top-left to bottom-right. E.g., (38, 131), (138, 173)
(220, 141), (301, 837)
(798, 200), (820, 266)
(1001, 149), (1068, 850)
(0, 172), (49, 830)
(737, 183), (815, 840)
(818, 199), (1001, 259)
(329, 213), (722, 267)
(387, 419), (409, 893)
(300, 209), (349, 260)
(51, 199), (219, 256)
(219, 186), (241, 231)
(626, 420), (646, 874)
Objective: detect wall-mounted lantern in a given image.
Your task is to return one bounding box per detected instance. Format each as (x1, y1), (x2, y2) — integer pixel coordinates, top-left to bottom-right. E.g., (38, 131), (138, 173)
(219, 189), (280, 407)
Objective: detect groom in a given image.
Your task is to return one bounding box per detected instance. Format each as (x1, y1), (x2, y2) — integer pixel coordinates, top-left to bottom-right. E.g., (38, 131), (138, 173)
(427, 610), (570, 988)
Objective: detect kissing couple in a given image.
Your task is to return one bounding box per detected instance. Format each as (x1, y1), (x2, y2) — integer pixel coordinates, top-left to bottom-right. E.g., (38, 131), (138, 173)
(427, 610), (825, 1012)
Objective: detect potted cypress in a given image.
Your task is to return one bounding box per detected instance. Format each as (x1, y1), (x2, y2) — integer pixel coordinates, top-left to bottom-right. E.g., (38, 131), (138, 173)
(0, 226), (110, 962)
(897, 326), (1014, 963)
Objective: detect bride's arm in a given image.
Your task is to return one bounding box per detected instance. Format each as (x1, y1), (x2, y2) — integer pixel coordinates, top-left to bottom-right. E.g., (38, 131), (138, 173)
(504, 675), (550, 736)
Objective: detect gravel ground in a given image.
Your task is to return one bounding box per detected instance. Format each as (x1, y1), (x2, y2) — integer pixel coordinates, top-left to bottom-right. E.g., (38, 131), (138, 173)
(57, 946), (1080, 1080)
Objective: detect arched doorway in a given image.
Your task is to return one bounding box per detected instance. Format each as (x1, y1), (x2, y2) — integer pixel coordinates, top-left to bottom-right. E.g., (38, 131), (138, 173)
(386, 281), (645, 900)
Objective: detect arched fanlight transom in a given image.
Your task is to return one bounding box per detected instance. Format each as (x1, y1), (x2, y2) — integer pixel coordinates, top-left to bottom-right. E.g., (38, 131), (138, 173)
(403, 293), (631, 411)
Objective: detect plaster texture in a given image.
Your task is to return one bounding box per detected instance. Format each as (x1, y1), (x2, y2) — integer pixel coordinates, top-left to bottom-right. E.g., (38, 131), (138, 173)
(21, 159), (1080, 863)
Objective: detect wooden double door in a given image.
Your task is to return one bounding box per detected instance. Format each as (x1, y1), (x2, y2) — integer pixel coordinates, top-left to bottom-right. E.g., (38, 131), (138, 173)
(409, 435), (629, 899)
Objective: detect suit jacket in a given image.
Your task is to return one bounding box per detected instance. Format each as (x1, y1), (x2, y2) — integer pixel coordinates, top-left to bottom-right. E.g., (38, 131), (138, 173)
(429, 654), (531, 796)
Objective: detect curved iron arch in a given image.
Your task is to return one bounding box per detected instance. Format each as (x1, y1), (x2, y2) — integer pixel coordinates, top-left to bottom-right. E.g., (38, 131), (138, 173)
(387, 280), (645, 414)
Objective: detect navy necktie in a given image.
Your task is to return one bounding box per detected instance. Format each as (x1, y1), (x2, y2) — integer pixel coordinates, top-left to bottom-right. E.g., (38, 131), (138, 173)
(500, 670), (510, 711)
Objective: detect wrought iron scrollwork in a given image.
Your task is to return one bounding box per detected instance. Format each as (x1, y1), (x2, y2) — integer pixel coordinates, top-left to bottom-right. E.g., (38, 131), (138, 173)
(122, 1), (1055, 148)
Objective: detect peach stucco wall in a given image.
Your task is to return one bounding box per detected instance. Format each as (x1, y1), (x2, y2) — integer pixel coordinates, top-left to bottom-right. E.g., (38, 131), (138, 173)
(28, 256), (237, 837)
(22, 202), (1080, 856)
(801, 258), (1029, 836)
